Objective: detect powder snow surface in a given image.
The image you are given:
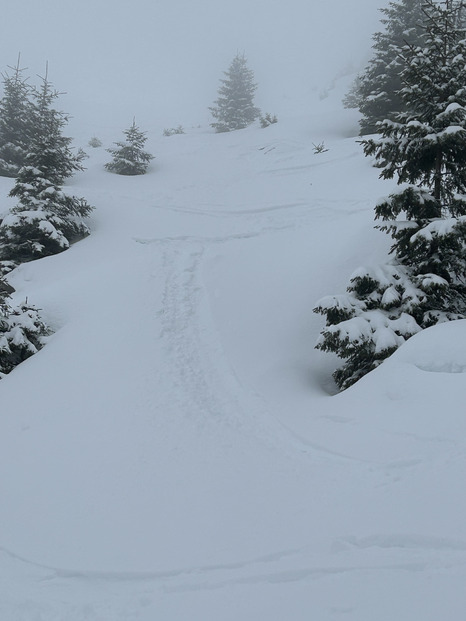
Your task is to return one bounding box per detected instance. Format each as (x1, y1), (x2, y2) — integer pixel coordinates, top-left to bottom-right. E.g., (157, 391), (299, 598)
(1, 90), (465, 620)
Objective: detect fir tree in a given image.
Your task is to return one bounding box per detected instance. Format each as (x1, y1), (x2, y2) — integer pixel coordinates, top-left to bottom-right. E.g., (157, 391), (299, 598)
(0, 71), (93, 263)
(346, 0), (425, 135)
(0, 280), (49, 378)
(315, 0), (466, 390)
(105, 120), (153, 175)
(210, 54), (260, 133)
(88, 136), (103, 148)
(28, 71), (86, 185)
(0, 56), (34, 177)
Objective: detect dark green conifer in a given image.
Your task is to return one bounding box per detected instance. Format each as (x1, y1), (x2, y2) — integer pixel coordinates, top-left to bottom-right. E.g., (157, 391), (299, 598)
(106, 120), (153, 175)
(210, 54), (260, 133)
(0, 56), (34, 177)
(0, 70), (93, 263)
(0, 279), (49, 378)
(346, 0), (425, 135)
(316, 0), (466, 390)
(28, 71), (85, 184)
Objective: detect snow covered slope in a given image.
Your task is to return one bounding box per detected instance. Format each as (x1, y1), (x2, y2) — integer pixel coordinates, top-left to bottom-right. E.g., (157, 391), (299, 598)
(1, 93), (466, 620)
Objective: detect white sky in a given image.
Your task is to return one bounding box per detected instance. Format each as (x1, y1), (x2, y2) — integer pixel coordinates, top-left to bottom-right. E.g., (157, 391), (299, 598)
(0, 0), (385, 134)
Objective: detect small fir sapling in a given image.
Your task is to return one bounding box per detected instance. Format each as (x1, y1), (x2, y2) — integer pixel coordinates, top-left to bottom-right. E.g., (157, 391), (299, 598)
(260, 113), (278, 128)
(106, 119), (154, 175)
(313, 142), (329, 154)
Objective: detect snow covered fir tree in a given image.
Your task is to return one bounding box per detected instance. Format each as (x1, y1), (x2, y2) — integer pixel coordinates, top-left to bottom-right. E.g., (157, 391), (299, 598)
(209, 54), (260, 132)
(27, 70), (86, 185)
(0, 57), (34, 177)
(0, 71), (93, 263)
(105, 120), (153, 175)
(344, 0), (425, 135)
(0, 277), (49, 378)
(315, 0), (466, 390)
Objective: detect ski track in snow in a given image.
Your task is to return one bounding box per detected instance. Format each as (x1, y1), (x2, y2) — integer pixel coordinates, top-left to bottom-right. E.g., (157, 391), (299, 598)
(134, 232), (385, 467)
(137, 235), (315, 459)
(148, 198), (370, 222)
(2, 532), (466, 621)
(3, 532), (466, 588)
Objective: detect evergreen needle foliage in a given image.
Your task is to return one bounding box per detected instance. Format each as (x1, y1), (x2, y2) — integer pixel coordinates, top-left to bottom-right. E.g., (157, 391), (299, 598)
(210, 54), (260, 133)
(0, 280), (49, 378)
(88, 136), (103, 148)
(260, 113), (278, 128)
(0, 71), (93, 263)
(106, 120), (154, 175)
(316, 0), (466, 390)
(163, 125), (185, 136)
(0, 57), (34, 177)
(29, 72), (86, 185)
(345, 0), (426, 135)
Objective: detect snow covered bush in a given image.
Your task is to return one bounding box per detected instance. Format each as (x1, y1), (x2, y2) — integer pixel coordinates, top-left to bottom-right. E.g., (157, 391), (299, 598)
(209, 54), (260, 133)
(163, 125), (185, 136)
(106, 120), (153, 175)
(0, 282), (49, 378)
(313, 142), (328, 154)
(315, 0), (466, 390)
(260, 113), (278, 128)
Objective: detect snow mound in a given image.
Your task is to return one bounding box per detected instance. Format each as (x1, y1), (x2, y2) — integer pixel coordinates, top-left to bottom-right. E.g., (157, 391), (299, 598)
(391, 319), (466, 374)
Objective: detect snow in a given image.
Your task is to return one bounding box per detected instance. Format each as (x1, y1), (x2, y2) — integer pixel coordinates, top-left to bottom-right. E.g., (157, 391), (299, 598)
(412, 215), (466, 241)
(38, 219), (68, 244)
(1, 85), (466, 620)
(438, 101), (464, 115)
(380, 284), (400, 307)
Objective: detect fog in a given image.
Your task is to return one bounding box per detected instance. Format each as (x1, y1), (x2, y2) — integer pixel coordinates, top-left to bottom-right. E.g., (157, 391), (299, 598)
(1, 0), (386, 135)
